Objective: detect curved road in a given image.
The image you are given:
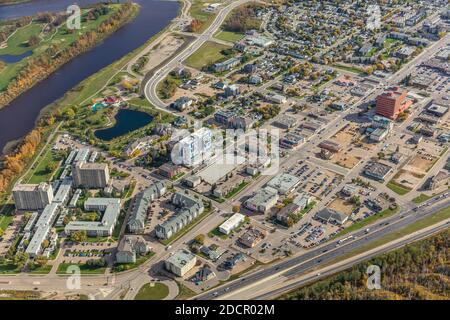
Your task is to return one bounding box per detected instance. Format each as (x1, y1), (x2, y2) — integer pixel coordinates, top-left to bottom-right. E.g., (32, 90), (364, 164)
(144, 0), (254, 113)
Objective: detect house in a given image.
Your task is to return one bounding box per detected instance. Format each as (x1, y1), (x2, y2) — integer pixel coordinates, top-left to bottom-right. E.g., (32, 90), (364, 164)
(248, 75), (262, 85)
(224, 84), (241, 97)
(116, 235), (149, 264)
(183, 175), (202, 188)
(159, 163), (181, 179)
(172, 96), (193, 111)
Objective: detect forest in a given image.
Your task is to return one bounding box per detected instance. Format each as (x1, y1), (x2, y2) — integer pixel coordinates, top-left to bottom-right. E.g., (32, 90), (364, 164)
(279, 230), (449, 300)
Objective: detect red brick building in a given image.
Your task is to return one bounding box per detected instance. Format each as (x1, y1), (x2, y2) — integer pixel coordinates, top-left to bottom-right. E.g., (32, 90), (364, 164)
(376, 87), (413, 119)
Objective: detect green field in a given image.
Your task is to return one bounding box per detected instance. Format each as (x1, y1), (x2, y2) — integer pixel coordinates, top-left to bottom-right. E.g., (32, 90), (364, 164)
(24, 148), (62, 184)
(412, 193), (432, 204)
(56, 262), (106, 275)
(185, 41), (231, 70)
(332, 64), (365, 75)
(189, 0), (217, 33)
(28, 264), (52, 274)
(134, 282), (169, 300)
(0, 214), (13, 231)
(387, 181), (411, 195)
(214, 30), (245, 43)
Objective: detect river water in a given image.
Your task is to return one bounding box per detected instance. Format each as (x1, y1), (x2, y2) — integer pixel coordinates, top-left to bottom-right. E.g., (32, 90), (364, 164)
(0, 0), (179, 154)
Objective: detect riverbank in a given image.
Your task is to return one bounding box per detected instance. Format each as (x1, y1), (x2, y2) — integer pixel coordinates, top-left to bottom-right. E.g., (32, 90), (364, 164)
(0, 2), (140, 109)
(0, 0), (30, 6)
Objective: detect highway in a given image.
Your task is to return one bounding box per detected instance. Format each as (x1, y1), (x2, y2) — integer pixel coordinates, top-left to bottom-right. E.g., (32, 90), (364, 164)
(194, 194), (450, 300)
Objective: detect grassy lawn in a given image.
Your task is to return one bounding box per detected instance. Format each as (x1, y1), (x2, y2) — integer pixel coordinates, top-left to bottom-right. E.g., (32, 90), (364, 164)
(25, 148), (62, 184)
(56, 262), (106, 275)
(412, 194), (432, 204)
(112, 252), (154, 272)
(335, 206), (400, 238)
(214, 30), (245, 43)
(160, 207), (212, 246)
(176, 281), (197, 300)
(189, 0), (217, 33)
(134, 282), (169, 300)
(225, 181), (249, 199)
(185, 41), (231, 70)
(387, 181), (411, 195)
(332, 64), (365, 75)
(0, 263), (20, 274)
(0, 214), (13, 230)
(300, 201), (316, 215)
(28, 264), (52, 274)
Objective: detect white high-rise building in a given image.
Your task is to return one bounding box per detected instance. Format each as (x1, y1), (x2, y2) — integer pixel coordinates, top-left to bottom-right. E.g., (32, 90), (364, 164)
(172, 127), (213, 167)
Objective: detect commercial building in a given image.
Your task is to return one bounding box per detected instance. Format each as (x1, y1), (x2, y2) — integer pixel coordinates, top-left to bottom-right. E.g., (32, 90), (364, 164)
(238, 227), (266, 248)
(427, 171), (448, 190)
(376, 87), (413, 120)
(72, 161), (110, 189)
(183, 175), (202, 188)
(276, 203), (300, 225)
(318, 140), (342, 153)
(116, 235), (149, 264)
(293, 192), (312, 209)
(13, 183), (54, 211)
(272, 115), (297, 129)
(244, 187), (279, 213)
(127, 181), (166, 234)
(427, 103), (449, 117)
(172, 127), (213, 167)
(164, 249), (197, 277)
(155, 193), (204, 239)
(266, 173), (301, 195)
(158, 163), (181, 179)
(370, 128), (389, 142)
(364, 162), (393, 181)
(64, 198), (121, 237)
(315, 208), (348, 225)
(218, 213), (245, 235)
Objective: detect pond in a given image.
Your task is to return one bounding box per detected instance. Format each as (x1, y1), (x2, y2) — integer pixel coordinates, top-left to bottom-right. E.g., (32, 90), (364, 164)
(94, 109), (153, 141)
(0, 50), (33, 63)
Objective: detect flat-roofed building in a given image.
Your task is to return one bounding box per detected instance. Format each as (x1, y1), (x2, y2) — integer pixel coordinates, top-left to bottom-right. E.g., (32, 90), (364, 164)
(376, 86), (413, 120)
(364, 162), (393, 181)
(72, 161), (110, 189)
(65, 198), (121, 237)
(244, 187), (279, 213)
(13, 183), (54, 211)
(238, 227), (266, 248)
(25, 203), (60, 258)
(219, 213), (245, 235)
(318, 140), (343, 153)
(165, 249), (197, 276)
(427, 171), (448, 190)
(266, 173), (301, 195)
(427, 103), (449, 117)
(315, 208), (348, 225)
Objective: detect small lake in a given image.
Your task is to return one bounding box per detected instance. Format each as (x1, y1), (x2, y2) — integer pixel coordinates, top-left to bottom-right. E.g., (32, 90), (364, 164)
(94, 109), (153, 141)
(0, 50), (33, 63)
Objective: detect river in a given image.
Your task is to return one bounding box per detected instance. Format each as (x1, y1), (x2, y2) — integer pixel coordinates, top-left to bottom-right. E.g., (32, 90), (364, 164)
(0, 0), (179, 155)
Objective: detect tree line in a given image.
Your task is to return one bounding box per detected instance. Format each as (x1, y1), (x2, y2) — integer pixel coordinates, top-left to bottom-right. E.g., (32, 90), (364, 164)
(0, 3), (136, 109)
